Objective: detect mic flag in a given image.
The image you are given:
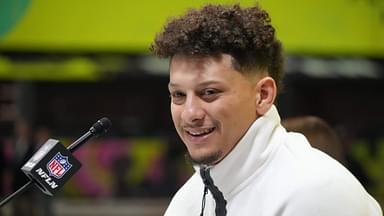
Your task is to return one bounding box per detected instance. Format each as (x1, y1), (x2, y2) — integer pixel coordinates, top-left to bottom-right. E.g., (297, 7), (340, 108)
(21, 139), (81, 196)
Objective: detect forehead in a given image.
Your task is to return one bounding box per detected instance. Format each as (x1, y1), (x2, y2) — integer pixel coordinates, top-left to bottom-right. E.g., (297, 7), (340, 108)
(168, 53), (264, 88)
(172, 52), (233, 65)
(169, 54), (236, 78)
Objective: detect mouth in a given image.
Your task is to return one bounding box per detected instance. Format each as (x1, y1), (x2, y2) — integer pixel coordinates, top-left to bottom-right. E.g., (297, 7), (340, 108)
(185, 127), (216, 137)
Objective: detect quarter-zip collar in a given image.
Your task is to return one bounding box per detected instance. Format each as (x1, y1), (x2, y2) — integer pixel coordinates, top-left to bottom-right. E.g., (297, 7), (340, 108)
(196, 105), (282, 200)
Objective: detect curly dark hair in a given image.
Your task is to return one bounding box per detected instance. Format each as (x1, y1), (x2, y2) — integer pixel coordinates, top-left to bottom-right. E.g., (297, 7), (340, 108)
(150, 4), (284, 91)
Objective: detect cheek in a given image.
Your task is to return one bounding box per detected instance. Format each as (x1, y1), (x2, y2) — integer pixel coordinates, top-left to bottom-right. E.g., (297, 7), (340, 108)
(170, 104), (181, 124)
(220, 97), (256, 127)
(205, 102), (233, 125)
(217, 97), (239, 115)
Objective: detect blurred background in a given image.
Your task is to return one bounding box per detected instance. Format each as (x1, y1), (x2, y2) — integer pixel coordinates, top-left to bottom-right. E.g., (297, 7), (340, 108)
(0, 0), (383, 215)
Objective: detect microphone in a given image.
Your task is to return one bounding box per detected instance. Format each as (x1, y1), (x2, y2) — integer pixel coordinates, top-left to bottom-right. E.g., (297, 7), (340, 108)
(0, 117), (112, 207)
(67, 117), (112, 153)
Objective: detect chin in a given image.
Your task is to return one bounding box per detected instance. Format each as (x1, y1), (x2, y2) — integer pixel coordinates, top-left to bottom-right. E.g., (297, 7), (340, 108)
(188, 150), (223, 165)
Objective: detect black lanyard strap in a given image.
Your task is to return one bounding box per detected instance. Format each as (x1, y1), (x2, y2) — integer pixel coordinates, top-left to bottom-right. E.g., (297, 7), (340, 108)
(200, 167), (227, 216)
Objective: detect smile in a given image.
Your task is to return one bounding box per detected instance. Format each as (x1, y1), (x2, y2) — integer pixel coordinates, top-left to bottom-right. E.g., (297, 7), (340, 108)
(186, 127), (216, 137)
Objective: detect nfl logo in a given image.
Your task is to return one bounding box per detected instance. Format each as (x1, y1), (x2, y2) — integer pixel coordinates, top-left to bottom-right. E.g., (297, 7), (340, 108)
(47, 153), (72, 179)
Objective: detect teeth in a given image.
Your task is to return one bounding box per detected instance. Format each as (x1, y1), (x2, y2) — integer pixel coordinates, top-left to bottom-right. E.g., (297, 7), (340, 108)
(187, 128), (215, 136)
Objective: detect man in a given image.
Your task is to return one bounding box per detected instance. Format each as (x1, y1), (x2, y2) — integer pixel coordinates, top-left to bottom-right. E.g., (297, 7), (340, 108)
(151, 4), (382, 216)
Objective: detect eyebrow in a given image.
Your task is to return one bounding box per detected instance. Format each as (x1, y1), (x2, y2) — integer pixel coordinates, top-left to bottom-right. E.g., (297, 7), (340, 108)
(168, 80), (222, 89)
(168, 83), (180, 90)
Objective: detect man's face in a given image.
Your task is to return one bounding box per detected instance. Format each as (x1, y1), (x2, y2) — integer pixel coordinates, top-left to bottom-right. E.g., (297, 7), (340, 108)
(168, 54), (259, 165)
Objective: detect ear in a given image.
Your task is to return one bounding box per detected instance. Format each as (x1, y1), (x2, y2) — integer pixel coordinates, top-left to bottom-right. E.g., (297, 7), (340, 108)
(255, 76), (277, 115)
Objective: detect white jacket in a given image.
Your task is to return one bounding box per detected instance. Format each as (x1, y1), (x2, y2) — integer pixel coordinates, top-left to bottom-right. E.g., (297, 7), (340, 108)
(165, 106), (382, 216)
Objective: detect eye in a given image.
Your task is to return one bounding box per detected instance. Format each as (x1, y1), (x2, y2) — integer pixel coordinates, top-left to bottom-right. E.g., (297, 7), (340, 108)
(202, 88), (219, 95)
(200, 88), (220, 101)
(170, 91), (186, 105)
(201, 89), (212, 95)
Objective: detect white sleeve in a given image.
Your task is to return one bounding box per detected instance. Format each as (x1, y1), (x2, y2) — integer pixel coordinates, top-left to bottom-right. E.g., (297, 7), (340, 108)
(282, 178), (382, 216)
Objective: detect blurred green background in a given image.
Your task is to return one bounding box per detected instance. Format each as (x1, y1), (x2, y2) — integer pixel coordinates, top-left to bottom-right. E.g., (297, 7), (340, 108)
(0, 0), (383, 215)
(0, 0), (383, 55)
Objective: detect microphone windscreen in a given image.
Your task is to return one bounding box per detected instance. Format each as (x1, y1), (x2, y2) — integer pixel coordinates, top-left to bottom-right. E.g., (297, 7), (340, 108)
(90, 117), (112, 135)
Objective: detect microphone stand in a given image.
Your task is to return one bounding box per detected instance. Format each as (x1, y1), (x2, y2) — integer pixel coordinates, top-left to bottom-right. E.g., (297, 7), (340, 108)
(0, 180), (33, 208)
(0, 117), (111, 208)
(0, 132), (91, 208)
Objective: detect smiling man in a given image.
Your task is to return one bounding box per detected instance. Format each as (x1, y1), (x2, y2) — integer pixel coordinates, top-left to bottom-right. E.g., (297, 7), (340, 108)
(151, 4), (382, 216)
(168, 54), (266, 165)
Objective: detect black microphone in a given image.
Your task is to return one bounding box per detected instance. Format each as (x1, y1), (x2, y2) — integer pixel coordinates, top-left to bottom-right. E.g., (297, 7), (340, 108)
(0, 117), (112, 207)
(67, 117), (112, 153)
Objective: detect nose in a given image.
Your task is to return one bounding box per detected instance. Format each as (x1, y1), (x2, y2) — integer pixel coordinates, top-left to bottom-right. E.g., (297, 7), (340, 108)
(181, 95), (205, 125)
